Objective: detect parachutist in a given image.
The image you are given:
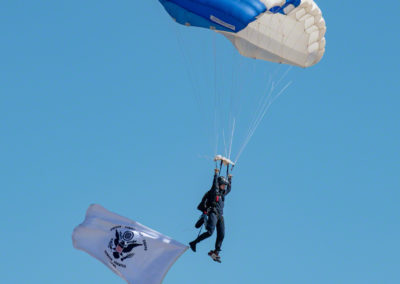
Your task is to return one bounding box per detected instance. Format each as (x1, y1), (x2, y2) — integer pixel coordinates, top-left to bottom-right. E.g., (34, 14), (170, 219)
(189, 168), (233, 260)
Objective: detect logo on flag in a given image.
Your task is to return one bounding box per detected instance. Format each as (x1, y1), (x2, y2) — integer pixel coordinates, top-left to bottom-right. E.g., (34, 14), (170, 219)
(105, 225), (148, 269)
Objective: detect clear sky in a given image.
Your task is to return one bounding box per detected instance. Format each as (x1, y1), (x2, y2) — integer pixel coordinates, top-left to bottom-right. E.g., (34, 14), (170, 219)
(1, 1), (399, 283)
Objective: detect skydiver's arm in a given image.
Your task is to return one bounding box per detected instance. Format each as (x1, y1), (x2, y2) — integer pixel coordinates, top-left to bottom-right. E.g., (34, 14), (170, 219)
(211, 169), (219, 190)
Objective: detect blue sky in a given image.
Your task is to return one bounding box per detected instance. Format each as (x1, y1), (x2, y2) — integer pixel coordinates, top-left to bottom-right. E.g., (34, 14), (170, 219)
(1, 1), (399, 283)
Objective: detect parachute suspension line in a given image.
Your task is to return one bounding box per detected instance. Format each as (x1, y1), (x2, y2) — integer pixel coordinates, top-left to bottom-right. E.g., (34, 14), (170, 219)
(227, 35), (243, 161)
(234, 71), (274, 164)
(173, 26), (201, 115)
(213, 32), (220, 157)
(227, 14), (295, 163)
(245, 72), (273, 143)
(174, 22), (291, 165)
(238, 80), (291, 164)
(231, 20), (296, 164)
(222, 129), (228, 158)
(214, 108), (218, 156)
(244, 66), (292, 149)
(251, 80), (292, 140)
(172, 25), (215, 154)
(228, 118), (236, 160)
(235, 80), (292, 164)
(226, 38), (249, 163)
(213, 32), (229, 158)
(227, 41), (235, 161)
(234, 67), (293, 164)
(230, 55), (247, 145)
(274, 66), (293, 92)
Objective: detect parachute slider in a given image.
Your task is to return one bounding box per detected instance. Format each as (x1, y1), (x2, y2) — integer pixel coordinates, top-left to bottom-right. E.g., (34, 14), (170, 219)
(214, 155), (235, 166)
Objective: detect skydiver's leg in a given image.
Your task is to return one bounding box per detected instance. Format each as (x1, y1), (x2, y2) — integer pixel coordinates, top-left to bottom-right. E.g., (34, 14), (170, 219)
(196, 212), (217, 242)
(215, 215), (225, 252)
(190, 212), (217, 251)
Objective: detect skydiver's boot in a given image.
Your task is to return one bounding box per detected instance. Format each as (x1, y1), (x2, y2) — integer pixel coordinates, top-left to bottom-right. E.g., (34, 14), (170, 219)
(189, 241), (197, 252)
(208, 250), (221, 263)
(190, 231), (212, 252)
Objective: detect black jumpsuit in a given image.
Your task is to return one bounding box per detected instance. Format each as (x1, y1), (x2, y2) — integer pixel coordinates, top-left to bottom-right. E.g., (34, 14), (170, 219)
(194, 174), (231, 252)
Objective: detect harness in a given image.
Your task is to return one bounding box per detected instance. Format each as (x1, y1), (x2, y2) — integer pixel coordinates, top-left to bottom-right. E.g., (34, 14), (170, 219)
(197, 156), (234, 215)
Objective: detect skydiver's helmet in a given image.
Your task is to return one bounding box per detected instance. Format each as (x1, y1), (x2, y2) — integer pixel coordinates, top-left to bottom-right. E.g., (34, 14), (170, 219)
(218, 176), (229, 189)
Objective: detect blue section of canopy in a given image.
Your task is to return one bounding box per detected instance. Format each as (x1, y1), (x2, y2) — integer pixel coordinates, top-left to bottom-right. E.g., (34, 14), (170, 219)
(159, 0), (267, 32)
(269, 0), (301, 14)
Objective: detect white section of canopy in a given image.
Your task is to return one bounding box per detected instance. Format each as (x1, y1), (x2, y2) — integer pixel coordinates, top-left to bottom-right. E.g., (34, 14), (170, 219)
(218, 0), (326, 67)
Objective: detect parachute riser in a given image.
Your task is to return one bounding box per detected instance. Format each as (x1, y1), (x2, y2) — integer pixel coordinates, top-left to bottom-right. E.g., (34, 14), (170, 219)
(214, 155), (235, 178)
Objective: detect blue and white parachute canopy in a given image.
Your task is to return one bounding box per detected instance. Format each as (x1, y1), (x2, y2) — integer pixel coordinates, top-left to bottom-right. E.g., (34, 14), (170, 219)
(159, 0), (326, 67)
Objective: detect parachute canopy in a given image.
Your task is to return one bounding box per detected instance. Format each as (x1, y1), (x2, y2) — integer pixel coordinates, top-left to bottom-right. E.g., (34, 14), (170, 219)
(159, 0), (326, 67)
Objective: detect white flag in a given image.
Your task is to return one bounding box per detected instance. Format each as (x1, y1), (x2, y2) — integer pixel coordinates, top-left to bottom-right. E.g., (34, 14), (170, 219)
(72, 204), (188, 284)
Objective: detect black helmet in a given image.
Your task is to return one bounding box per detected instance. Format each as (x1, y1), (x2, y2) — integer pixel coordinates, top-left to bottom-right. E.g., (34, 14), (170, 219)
(218, 176), (229, 186)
